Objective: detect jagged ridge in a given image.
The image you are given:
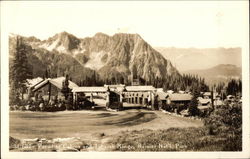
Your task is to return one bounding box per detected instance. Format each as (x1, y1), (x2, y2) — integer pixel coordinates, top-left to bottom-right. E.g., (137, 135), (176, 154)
(9, 32), (180, 84)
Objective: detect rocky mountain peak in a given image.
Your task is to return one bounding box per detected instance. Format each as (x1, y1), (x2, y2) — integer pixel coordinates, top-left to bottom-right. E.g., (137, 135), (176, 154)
(42, 31), (80, 52)
(9, 32), (180, 83)
(94, 32), (109, 38)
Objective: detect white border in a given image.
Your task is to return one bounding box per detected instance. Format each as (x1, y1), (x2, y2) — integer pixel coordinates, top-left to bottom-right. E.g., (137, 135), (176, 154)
(1, 1), (249, 159)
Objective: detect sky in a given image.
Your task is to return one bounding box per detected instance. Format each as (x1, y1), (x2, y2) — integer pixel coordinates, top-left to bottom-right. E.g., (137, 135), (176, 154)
(1, 1), (248, 48)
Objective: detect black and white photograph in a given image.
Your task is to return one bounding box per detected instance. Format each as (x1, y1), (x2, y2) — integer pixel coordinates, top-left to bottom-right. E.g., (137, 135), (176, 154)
(1, 1), (249, 159)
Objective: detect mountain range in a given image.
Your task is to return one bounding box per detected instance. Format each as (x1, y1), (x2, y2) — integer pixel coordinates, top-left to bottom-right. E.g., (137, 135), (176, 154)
(183, 64), (242, 85)
(9, 32), (241, 86)
(9, 32), (179, 85)
(155, 47), (241, 72)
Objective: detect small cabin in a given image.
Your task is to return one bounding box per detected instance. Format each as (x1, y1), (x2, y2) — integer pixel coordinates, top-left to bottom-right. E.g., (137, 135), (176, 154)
(203, 92), (218, 99)
(167, 93), (192, 107)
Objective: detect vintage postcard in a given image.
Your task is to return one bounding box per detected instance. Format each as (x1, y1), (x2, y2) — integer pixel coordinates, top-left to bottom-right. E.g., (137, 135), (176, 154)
(1, 1), (249, 159)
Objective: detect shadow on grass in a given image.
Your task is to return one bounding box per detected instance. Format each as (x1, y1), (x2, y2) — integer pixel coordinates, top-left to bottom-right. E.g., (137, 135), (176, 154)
(101, 112), (157, 126)
(11, 127), (55, 136)
(12, 113), (59, 119)
(95, 113), (119, 118)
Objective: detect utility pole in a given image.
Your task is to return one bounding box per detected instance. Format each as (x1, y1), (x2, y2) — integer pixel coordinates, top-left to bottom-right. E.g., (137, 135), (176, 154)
(211, 87), (214, 110)
(48, 82), (51, 103)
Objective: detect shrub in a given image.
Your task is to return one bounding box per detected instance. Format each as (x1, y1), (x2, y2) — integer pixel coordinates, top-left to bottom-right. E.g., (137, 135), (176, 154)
(82, 100), (93, 109)
(20, 106), (26, 111)
(58, 102), (66, 111)
(106, 127), (229, 151)
(65, 94), (73, 110)
(188, 104), (200, 116)
(108, 102), (121, 110)
(176, 104), (187, 114)
(161, 103), (170, 111)
(204, 103), (242, 151)
(9, 136), (21, 150)
(9, 106), (15, 111)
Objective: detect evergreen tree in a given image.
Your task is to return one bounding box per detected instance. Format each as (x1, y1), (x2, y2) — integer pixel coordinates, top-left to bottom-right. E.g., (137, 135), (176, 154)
(238, 79), (242, 95)
(44, 68), (49, 79)
(10, 36), (33, 104)
(188, 84), (200, 116)
(226, 79), (241, 96)
(61, 74), (70, 100)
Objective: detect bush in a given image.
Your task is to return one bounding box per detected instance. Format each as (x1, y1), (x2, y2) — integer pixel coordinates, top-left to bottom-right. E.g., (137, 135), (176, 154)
(198, 107), (213, 118)
(65, 94), (73, 110)
(107, 102), (123, 110)
(106, 127), (229, 151)
(58, 102), (66, 111)
(20, 106), (26, 111)
(176, 104), (187, 114)
(204, 103), (242, 151)
(188, 104), (200, 116)
(82, 100), (93, 109)
(161, 104), (171, 112)
(10, 106), (15, 111)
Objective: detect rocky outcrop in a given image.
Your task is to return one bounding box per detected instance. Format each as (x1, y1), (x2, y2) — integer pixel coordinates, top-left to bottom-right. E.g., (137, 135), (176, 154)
(9, 32), (180, 83)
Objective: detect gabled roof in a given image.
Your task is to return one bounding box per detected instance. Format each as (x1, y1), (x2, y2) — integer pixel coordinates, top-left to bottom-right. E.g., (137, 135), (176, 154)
(156, 88), (164, 92)
(203, 92), (218, 96)
(157, 92), (169, 100)
(203, 92), (211, 96)
(104, 84), (125, 92)
(32, 77), (78, 92)
(198, 106), (210, 110)
(104, 84), (125, 88)
(125, 85), (156, 92)
(227, 95), (235, 98)
(168, 93), (192, 101)
(50, 77), (78, 89)
(199, 98), (211, 104)
(167, 90), (174, 94)
(33, 79), (49, 91)
(26, 77), (44, 87)
(214, 100), (223, 106)
(72, 87), (107, 93)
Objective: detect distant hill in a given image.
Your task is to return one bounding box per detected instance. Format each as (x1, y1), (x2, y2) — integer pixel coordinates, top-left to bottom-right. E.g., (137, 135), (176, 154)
(155, 47), (241, 72)
(9, 32), (180, 85)
(182, 64), (242, 85)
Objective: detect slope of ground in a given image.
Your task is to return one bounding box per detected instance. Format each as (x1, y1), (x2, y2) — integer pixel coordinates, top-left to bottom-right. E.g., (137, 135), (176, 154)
(10, 109), (202, 139)
(11, 110), (236, 152)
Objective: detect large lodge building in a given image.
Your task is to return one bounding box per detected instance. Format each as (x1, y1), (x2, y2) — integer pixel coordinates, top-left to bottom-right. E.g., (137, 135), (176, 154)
(26, 76), (194, 111)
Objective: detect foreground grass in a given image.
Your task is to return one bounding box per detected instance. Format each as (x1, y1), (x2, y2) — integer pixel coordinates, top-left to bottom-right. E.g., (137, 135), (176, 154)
(106, 127), (236, 151)
(10, 126), (240, 152)
(9, 109), (240, 151)
(10, 110), (201, 139)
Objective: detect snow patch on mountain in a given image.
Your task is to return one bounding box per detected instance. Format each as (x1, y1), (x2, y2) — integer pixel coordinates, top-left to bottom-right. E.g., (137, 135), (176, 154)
(84, 51), (107, 70)
(40, 39), (60, 52)
(72, 49), (86, 57)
